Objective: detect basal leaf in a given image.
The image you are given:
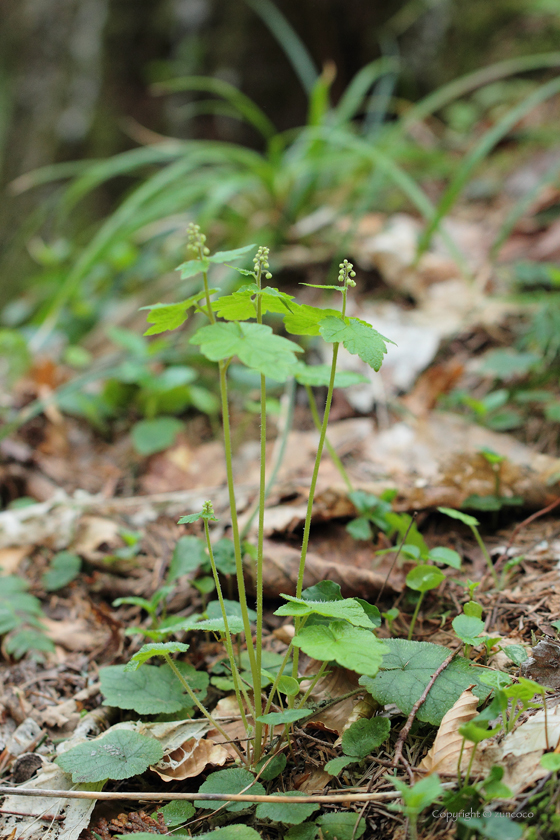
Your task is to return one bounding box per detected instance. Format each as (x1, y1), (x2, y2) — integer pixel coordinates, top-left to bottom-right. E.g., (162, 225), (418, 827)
(100, 662), (207, 714)
(125, 642), (189, 670)
(255, 751), (287, 781)
(324, 756), (357, 775)
(142, 290), (218, 335)
(319, 316), (393, 371)
(293, 361), (369, 388)
(179, 615), (245, 634)
(190, 322), (302, 381)
(42, 551), (81, 591)
(195, 768), (265, 812)
(292, 621), (387, 676)
(275, 595), (375, 627)
(158, 799), (196, 826)
(283, 303), (342, 336)
(207, 598), (257, 622)
(56, 729), (163, 782)
(256, 791), (320, 825)
(285, 824), (318, 840)
(131, 417), (183, 456)
(316, 812), (366, 840)
(301, 580), (342, 601)
(359, 639), (491, 725)
(341, 716), (391, 758)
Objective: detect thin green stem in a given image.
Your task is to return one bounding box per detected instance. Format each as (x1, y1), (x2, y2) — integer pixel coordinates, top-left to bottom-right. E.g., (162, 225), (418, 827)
(470, 525), (499, 588)
(296, 660), (328, 709)
(218, 361), (257, 680)
(463, 741), (478, 788)
(203, 518), (254, 726)
(263, 642), (294, 716)
(291, 343), (340, 683)
(253, 267), (266, 761)
(407, 592), (425, 641)
(164, 655), (248, 765)
(304, 384), (353, 493)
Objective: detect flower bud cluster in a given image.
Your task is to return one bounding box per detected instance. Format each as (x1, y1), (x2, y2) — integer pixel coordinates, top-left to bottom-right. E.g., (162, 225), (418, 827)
(254, 246), (272, 280)
(187, 222), (210, 256)
(202, 500), (215, 518)
(338, 259), (357, 287)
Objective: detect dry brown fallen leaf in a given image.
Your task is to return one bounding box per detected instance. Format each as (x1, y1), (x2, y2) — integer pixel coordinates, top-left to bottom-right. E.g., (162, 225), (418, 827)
(418, 688), (479, 777)
(0, 545), (32, 574)
(152, 737), (228, 781)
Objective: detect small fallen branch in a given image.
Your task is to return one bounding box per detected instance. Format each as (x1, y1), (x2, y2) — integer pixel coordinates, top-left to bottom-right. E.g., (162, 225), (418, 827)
(392, 646), (461, 777)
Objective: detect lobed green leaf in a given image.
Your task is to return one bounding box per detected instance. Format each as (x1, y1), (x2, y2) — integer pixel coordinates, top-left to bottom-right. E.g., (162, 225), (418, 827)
(319, 316), (393, 371)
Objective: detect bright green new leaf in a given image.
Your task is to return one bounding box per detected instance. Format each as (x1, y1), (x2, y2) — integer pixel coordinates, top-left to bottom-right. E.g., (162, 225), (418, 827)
(190, 322), (302, 381)
(390, 774), (442, 815)
(341, 716), (391, 758)
(168, 535), (207, 581)
(541, 753), (560, 772)
(177, 509), (218, 524)
(319, 316), (393, 371)
(131, 417), (183, 456)
(360, 639), (491, 725)
(158, 799), (196, 826)
(56, 729), (163, 782)
(437, 507), (480, 528)
(452, 614), (486, 644)
(406, 565), (445, 592)
(179, 615), (245, 634)
(324, 756), (357, 775)
(275, 595), (376, 627)
(315, 812), (366, 840)
(100, 662), (207, 714)
(283, 303), (341, 336)
(175, 258), (210, 278)
(277, 676), (300, 696)
(477, 670), (513, 690)
(142, 289), (218, 335)
(256, 791), (320, 825)
(428, 547), (462, 569)
(213, 289), (256, 321)
(293, 361), (368, 388)
(195, 768), (265, 812)
(42, 551), (81, 591)
(463, 601), (483, 618)
(256, 709), (312, 726)
(208, 244), (257, 263)
(125, 642), (189, 670)
(292, 621), (387, 676)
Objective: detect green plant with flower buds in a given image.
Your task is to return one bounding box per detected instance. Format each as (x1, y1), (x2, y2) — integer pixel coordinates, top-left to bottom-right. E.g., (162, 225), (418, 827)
(133, 225), (393, 764)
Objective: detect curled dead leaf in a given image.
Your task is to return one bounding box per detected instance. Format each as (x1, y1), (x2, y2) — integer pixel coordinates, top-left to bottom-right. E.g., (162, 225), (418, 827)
(418, 688), (479, 776)
(152, 737), (228, 780)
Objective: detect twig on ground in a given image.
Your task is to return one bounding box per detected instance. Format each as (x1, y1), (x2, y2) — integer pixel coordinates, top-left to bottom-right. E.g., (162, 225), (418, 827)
(392, 646), (461, 776)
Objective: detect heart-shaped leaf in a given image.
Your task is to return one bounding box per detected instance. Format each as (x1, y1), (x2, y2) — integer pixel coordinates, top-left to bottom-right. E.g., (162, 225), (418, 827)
(360, 639), (491, 725)
(256, 791), (320, 825)
(406, 565), (445, 592)
(292, 621), (387, 676)
(56, 729), (163, 782)
(195, 768), (265, 812)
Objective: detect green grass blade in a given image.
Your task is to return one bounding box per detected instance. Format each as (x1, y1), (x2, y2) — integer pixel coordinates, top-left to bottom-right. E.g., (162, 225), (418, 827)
(334, 56), (400, 126)
(402, 52), (560, 129)
(243, 0), (318, 94)
(153, 75), (277, 140)
(491, 157), (560, 259)
(418, 74), (560, 254)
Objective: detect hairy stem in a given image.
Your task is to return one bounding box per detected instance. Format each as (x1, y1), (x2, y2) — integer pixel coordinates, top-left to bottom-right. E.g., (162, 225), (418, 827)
(164, 655), (247, 765)
(304, 383), (353, 493)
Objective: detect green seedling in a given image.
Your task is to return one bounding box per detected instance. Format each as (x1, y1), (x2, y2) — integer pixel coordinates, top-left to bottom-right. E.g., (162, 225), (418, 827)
(405, 564), (445, 640)
(325, 716), (391, 776)
(452, 612), (500, 659)
(388, 774), (442, 840)
(113, 586), (174, 630)
(438, 507), (499, 588)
